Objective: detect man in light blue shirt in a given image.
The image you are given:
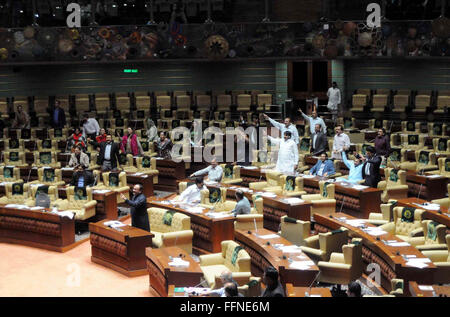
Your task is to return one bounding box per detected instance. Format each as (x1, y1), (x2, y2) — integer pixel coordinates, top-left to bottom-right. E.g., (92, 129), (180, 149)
(189, 158), (223, 182)
(336, 151), (363, 184)
(231, 191), (251, 217)
(263, 113), (299, 144)
(298, 108), (327, 135)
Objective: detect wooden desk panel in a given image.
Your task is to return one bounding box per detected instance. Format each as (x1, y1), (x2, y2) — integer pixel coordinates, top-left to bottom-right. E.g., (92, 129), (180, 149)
(89, 219), (153, 277)
(409, 281), (450, 297)
(155, 159), (186, 192)
(314, 213), (437, 294)
(126, 174), (154, 197)
(240, 167), (266, 186)
(303, 176), (382, 218)
(148, 199), (234, 254)
(285, 284), (332, 297)
(0, 205), (75, 252)
(146, 247), (203, 297)
(235, 228), (319, 287)
(405, 172), (447, 201)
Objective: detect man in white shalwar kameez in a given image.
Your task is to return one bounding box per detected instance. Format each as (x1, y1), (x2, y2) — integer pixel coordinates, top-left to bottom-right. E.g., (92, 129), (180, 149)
(267, 131), (298, 175)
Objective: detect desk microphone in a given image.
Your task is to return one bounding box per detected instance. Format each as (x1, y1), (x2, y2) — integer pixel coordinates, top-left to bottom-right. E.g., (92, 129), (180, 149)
(306, 271), (321, 297)
(388, 120), (394, 134)
(339, 195), (346, 213)
(266, 241), (270, 246)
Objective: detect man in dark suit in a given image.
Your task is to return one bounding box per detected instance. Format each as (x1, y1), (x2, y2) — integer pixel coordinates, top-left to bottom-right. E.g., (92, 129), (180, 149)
(51, 100), (66, 129)
(260, 266), (285, 297)
(98, 134), (121, 171)
(310, 124), (328, 156)
(361, 146), (382, 188)
(70, 166), (96, 187)
(120, 184), (150, 232)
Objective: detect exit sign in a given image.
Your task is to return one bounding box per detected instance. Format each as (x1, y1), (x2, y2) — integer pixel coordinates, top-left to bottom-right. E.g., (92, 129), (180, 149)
(123, 69), (138, 73)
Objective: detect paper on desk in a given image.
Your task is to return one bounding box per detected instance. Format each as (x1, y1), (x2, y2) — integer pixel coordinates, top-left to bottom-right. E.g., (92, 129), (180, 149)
(261, 192), (277, 198)
(133, 172), (144, 176)
(93, 189), (111, 194)
(302, 175), (315, 179)
(419, 203), (441, 211)
(284, 198), (304, 205)
(186, 206), (204, 214)
(30, 183), (45, 188)
(352, 185), (369, 190)
(169, 257), (190, 268)
(61, 167), (74, 171)
(5, 204), (23, 208)
(206, 212), (230, 219)
(279, 245), (303, 253)
(418, 285), (434, 291)
(388, 241), (411, 247)
(405, 261), (429, 269)
(289, 261), (312, 270)
(426, 175), (442, 179)
(345, 219), (367, 228)
(104, 220), (126, 228)
(259, 234), (279, 239)
(29, 206), (45, 210)
(56, 211), (75, 219)
(184, 287), (211, 295)
(363, 227), (387, 236)
(242, 166), (258, 169)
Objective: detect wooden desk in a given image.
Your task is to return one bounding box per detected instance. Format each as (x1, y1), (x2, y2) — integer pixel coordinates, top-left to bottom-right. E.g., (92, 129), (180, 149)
(314, 213), (437, 294)
(235, 228), (320, 287)
(155, 158), (186, 192)
(58, 188), (118, 221)
(405, 172), (447, 201)
(240, 167), (266, 186)
(0, 205), (75, 252)
(146, 246), (203, 297)
(148, 199), (234, 254)
(199, 181), (312, 231)
(285, 284), (332, 297)
(89, 219), (153, 277)
(126, 173), (154, 197)
(303, 176), (382, 218)
(397, 198), (450, 234)
(409, 281), (450, 297)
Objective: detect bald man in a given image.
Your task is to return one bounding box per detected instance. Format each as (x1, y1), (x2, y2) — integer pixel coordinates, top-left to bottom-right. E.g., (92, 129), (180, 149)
(189, 158), (223, 182)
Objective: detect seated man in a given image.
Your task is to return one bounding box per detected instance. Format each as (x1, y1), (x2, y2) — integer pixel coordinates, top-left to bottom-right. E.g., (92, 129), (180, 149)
(231, 190), (251, 217)
(309, 152), (335, 177)
(347, 282), (362, 297)
(261, 266), (285, 297)
(204, 270), (237, 297)
(224, 282), (243, 297)
(68, 145), (90, 169)
(177, 177), (206, 204)
(336, 151), (363, 184)
(189, 158), (223, 182)
(70, 166), (95, 187)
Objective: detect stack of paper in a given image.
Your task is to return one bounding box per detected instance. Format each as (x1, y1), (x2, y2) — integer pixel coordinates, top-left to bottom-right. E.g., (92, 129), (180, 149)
(363, 227), (387, 236)
(184, 287), (211, 295)
(169, 257), (190, 268)
(206, 212), (229, 219)
(30, 183), (45, 188)
(5, 204), (25, 208)
(29, 206), (45, 211)
(279, 245), (303, 254)
(426, 175), (442, 179)
(93, 189), (111, 194)
(284, 198), (304, 205)
(352, 185), (369, 190)
(289, 261), (313, 270)
(259, 233), (279, 239)
(261, 192), (277, 198)
(386, 241), (411, 247)
(104, 220), (126, 228)
(243, 166), (258, 170)
(345, 219), (367, 228)
(55, 211), (75, 219)
(405, 258), (431, 268)
(421, 204), (441, 211)
(302, 175), (315, 179)
(61, 167), (74, 171)
(186, 206), (204, 214)
(418, 285), (434, 291)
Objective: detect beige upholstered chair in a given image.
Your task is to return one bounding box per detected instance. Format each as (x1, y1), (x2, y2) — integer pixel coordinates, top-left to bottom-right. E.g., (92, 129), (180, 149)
(392, 94), (409, 113)
(25, 185), (59, 207)
(432, 138), (450, 155)
(428, 157), (450, 178)
(432, 184), (450, 208)
(4, 139), (25, 151)
(251, 150), (276, 169)
(220, 164), (243, 185)
(236, 94), (251, 112)
(55, 186), (97, 220)
(371, 94), (388, 112)
(214, 275), (261, 297)
(134, 156), (159, 184)
(408, 220), (448, 251)
(199, 240), (251, 289)
(380, 207), (425, 243)
(400, 134), (425, 151)
(427, 122), (447, 137)
(36, 139), (59, 152)
(29, 168), (65, 186)
(93, 171), (129, 203)
(421, 235), (450, 283)
(0, 182), (30, 204)
(121, 154), (138, 173)
(435, 92), (450, 114)
(351, 94), (367, 112)
(278, 216), (310, 246)
(248, 170), (282, 193)
(256, 94), (272, 111)
(389, 279), (405, 296)
(233, 195), (264, 231)
(401, 150), (438, 173)
(32, 151), (61, 168)
(48, 128), (68, 140)
(377, 168), (408, 203)
(280, 175), (307, 197)
(413, 95), (431, 113)
(317, 238), (363, 285)
(368, 202), (395, 226)
(147, 207), (193, 254)
(0, 166), (22, 182)
(301, 181), (336, 216)
(300, 227), (349, 262)
(200, 187), (236, 212)
(3, 151), (27, 167)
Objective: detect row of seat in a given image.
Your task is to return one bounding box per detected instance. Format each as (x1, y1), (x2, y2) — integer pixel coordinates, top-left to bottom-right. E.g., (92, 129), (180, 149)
(351, 89), (450, 114)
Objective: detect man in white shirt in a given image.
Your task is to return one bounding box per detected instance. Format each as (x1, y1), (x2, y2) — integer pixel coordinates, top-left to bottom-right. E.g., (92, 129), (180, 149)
(177, 177), (206, 204)
(332, 125), (350, 160)
(263, 113), (299, 144)
(189, 158), (223, 182)
(327, 82), (341, 121)
(268, 131), (298, 175)
(82, 114), (100, 140)
(298, 108), (327, 135)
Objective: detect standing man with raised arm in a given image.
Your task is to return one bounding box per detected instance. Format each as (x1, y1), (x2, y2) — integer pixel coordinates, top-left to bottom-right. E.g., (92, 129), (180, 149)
(120, 184), (150, 232)
(81, 113), (100, 140)
(298, 108), (327, 135)
(263, 113), (299, 144)
(268, 131), (298, 175)
(332, 125), (350, 160)
(327, 82), (341, 122)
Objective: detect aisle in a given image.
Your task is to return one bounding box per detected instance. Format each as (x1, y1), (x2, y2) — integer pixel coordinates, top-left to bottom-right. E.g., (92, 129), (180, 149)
(0, 218), (159, 297)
